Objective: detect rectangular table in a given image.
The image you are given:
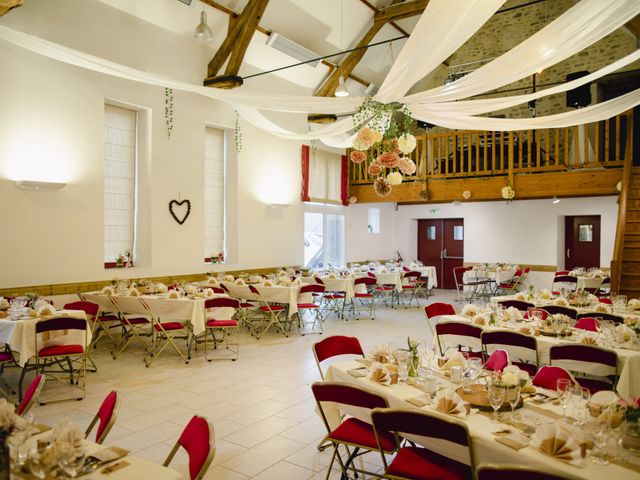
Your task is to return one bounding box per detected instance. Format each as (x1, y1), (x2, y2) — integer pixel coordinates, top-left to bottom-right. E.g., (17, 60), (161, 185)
(220, 283), (303, 318)
(325, 360), (639, 480)
(0, 310), (90, 366)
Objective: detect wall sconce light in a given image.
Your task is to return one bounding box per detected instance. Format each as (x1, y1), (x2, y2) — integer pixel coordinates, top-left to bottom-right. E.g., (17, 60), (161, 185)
(15, 180), (66, 190)
(265, 203), (291, 209)
(553, 196), (560, 204)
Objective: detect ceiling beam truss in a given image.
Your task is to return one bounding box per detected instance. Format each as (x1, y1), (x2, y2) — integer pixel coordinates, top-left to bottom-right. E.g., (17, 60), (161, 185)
(0, 0), (23, 17)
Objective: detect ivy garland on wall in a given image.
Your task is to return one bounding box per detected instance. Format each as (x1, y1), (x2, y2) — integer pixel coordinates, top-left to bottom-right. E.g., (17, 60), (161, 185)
(164, 88), (174, 139)
(234, 110), (243, 153)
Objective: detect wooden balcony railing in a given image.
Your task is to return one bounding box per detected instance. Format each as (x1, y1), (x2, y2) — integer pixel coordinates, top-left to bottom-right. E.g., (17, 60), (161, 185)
(349, 111), (633, 185)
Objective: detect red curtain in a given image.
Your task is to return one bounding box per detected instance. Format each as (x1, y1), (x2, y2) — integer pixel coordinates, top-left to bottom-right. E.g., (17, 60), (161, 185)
(301, 144), (310, 202)
(341, 154), (349, 206)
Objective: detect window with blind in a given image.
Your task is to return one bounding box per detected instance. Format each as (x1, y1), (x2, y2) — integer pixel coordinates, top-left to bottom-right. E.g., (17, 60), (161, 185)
(308, 149), (342, 204)
(204, 126), (225, 262)
(104, 104), (137, 267)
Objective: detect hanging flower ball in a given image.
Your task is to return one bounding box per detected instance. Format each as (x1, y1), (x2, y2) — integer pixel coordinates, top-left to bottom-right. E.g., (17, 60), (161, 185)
(368, 162), (382, 176)
(349, 196), (358, 204)
(356, 127), (376, 149)
(398, 157), (416, 175)
(462, 190), (472, 200)
(617, 181), (622, 192)
(352, 137), (369, 151)
(377, 151), (400, 168)
(419, 189), (429, 201)
(350, 150), (367, 164)
(397, 133), (417, 154)
(501, 185), (515, 200)
(371, 130), (384, 143)
(374, 177), (392, 197)
(387, 171), (403, 186)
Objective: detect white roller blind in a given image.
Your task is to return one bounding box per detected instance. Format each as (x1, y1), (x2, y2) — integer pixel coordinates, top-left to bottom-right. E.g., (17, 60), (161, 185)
(308, 149), (342, 204)
(104, 104), (137, 263)
(204, 127), (225, 258)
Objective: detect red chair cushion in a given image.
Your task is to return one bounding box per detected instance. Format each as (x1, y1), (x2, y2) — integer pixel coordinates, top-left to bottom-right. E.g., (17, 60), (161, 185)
(297, 303), (319, 309)
(0, 352), (13, 362)
(39, 344), (84, 357)
(354, 293), (373, 298)
(99, 315), (120, 322)
(154, 322), (184, 331)
(259, 305), (285, 312)
(325, 294), (345, 299)
(512, 362), (538, 377)
(239, 303), (255, 309)
(122, 317), (149, 325)
(206, 319), (238, 328)
(328, 418), (395, 452)
(403, 285), (416, 290)
(386, 446), (470, 480)
(375, 287), (394, 291)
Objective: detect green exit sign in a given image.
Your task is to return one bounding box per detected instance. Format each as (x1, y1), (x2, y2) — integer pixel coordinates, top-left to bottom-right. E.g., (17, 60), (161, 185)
(430, 209), (438, 214)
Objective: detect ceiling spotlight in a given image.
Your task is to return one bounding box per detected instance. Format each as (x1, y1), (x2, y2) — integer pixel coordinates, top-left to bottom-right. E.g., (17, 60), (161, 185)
(194, 6), (213, 41)
(553, 196), (560, 204)
(335, 76), (349, 97)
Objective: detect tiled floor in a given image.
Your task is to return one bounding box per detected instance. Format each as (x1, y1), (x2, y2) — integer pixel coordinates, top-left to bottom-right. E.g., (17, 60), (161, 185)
(3, 290), (460, 479)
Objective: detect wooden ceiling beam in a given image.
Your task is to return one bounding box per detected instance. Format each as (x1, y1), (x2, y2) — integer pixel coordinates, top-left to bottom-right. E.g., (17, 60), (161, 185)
(357, 0), (409, 36)
(374, 0), (429, 23)
(0, 0), (23, 17)
(624, 15), (640, 39)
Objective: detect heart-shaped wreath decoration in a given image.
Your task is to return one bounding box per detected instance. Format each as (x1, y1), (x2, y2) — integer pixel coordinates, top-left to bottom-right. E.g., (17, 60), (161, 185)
(169, 199), (191, 225)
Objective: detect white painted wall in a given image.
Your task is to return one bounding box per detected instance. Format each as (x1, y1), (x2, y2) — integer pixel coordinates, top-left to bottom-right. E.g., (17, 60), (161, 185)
(344, 203), (398, 263)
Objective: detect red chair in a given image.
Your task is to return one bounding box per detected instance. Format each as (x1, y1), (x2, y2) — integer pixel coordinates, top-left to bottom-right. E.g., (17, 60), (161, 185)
(541, 306), (577, 319)
(349, 277), (377, 320)
(435, 321), (483, 358)
(204, 297), (240, 361)
(554, 271), (570, 277)
(372, 408), (475, 480)
(497, 269), (524, 295)
(484, 349), (509, 372)
(108, 295), (153, 360)
(574, 317), (599, 332)
(313, 335), (364, 379)
(219, 283), (257, 329)
(532, 366), (575, 391)
(248, 285), (288, 339)
(497, 300), (534, 312)
(594, 277), (611, 297)
(0, 344), (17, 396)
(576, 311), (623, 324)
(140, 298), (190, 367)
(477, 464), (573, 479)
(549, 344), (617, 394)
(551, 275), (578, 295)
(294, 284), (325, 334)
(16, 375), (44, 416)
(312, 382), (395, 479)
(481, 331), (538, 376)
(424, 302), (456, 336)
(164, 415), (215, 480)
(400, 271), (423, 307)
(65, 300), (120, 349)
(453, 266), (487, 302)
(523, 308), (549, 321)
(598, 297), (612, 305)
(85, 391), (119, 444)
(19, 316), (88, 403)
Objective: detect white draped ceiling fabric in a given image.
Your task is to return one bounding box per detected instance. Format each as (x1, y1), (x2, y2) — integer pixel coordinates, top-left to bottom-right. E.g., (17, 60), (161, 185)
(1, 0), (640, 146)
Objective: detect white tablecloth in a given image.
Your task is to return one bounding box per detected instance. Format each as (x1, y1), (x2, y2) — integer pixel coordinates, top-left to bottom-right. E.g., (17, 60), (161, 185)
(464, 269), (515, 284)
(575, 276), (605, 290)
(440, 313), (640, 398)
(221, 283), (301, 317)
(83, 292), (234, 336)
(412, 266), (438, 289)
(325, 360), (639, 480)
(0, 310), (90, 366)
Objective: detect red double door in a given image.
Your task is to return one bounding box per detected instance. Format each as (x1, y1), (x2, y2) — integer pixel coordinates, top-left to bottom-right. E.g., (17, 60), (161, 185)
(417, 219), (464, 289)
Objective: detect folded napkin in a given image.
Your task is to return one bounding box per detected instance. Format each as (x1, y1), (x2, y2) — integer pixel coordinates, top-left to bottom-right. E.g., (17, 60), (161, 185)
(519, 326), (533, 335)
(51, 419), (84, 448)
(101, 286), (115, 295)
(185, 285), (199, 295)
(262, 280), (274, 287)
(580, 332), (599, 345)
(616, 324), (636, 342)
(495, 432), (530, 451)
(370, 364), (392, 385)
(554, 297), (569, 307)
(128, 288), (141, 297)
(530, 424), (582, 466)
(461, 304), (479, 318)
(206, 278), (219, 288)
(370, 344), (393, 364)
(234, 278), (246, 286)
(167, 290), (181, 299)
(406, 395), (432, 407)
(515, 292), (527, 301)
(36, 304), (56, 316)
(0, 297), (8, 309)
(156, 283), (168, 293)
(627, 298), (640, 310)
(441, 351), (466, 370)
(434, 390), (468, 417)
(278, 278), (293, 286)
(224, 275), (235, 282)
(203, 288), (214, 298)
(292, 278), (302, 286)
(538, 289), (552, 300)
(504, 307), (523, 322)
(594, 303), (612, 314)
(348, 368), (368, 378)
(249, 275), (263, 283)
(327, 273), (337, 279)
(472, 313), (487, 326)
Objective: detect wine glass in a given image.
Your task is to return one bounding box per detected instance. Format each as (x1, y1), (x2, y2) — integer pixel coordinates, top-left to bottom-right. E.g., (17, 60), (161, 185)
(463, 358), (482, 394)
(396, 351), (410, 382)
(8, 431), (29, 473)
(56, 443), (87, 479)
(591, 421), (611, 465)
(507, 384), (521, 420)
(557, 379), (572, 421)
(27, 444), (55, 480)
(487, 381), (506, 423)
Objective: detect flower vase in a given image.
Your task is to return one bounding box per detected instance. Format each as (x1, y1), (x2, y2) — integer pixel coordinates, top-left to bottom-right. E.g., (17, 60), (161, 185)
(0, 430), (9, 480)
(622, 421), (640, 455)
(408, 351), (419, 377)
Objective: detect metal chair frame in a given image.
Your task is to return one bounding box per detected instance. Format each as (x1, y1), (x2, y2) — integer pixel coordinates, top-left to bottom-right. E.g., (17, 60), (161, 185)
(108, 295), (153, 359)
(203, 297), (240, 361)
(249, 285), (289, 339)
(292, 284), (325, 334)
(140, 298), (191, 367)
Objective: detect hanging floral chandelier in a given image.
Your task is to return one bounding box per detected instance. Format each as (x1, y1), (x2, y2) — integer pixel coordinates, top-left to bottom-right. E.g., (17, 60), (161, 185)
(349, 99), (417, 197)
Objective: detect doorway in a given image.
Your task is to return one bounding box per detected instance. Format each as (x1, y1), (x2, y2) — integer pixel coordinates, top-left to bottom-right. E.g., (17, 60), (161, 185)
(564, 215), (601, 270)
(417, 218), (464, 289)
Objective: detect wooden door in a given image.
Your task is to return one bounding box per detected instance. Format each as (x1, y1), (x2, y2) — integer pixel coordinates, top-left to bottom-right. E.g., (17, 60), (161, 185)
(417, 219), (443, 286)
(565, 215), (601, 270)
(443, 219), (464, 289)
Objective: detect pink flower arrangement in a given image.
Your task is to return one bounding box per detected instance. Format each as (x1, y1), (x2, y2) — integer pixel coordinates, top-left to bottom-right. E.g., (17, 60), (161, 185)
(356, 127), (376, 148)
(350, 150), (367, 164)
(368, 162), (382, 176)
(373, 177), (392, 197)
(398, 157), (416, 175)
(377, 151), (400, 168)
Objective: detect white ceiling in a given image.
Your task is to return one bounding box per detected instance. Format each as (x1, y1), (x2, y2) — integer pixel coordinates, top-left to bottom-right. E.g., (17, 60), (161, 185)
(95, 0), (421, 95)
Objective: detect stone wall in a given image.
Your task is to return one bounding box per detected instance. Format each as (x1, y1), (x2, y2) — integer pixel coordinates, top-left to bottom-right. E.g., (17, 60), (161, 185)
(410, 0), (639, 122)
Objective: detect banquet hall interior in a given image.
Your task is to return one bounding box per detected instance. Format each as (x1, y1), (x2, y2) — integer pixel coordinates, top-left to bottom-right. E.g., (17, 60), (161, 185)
(2, 0), (640, 478)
